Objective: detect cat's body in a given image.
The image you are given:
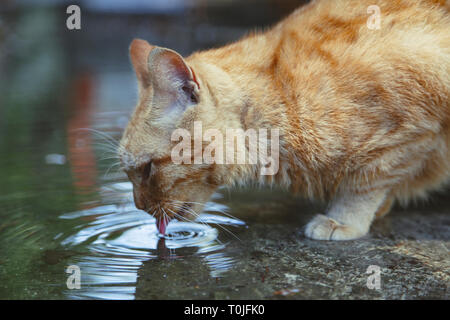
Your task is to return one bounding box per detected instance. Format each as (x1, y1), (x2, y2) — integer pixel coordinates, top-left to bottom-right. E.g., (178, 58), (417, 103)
(119, 0), (450, 240)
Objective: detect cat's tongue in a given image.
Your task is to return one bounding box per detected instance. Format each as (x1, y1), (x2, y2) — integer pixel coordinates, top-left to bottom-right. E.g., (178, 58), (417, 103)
(156, 216), (170, 235)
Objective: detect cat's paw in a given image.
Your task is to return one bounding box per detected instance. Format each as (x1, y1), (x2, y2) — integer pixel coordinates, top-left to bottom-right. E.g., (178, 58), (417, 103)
(304, 214), (367, 240)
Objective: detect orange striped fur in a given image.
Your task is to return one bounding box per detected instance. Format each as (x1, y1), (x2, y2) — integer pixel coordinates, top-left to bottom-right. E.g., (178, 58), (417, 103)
(120, 0), (450, 240)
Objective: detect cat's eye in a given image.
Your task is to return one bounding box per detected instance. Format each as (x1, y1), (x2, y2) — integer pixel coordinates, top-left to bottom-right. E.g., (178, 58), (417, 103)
(182, 86), (198, 104)
(142, 161), (152, 182)
(190, 93), (198, 104)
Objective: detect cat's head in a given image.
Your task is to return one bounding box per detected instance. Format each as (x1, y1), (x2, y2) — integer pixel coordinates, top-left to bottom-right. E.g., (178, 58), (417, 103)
(118, 39), (241, 230)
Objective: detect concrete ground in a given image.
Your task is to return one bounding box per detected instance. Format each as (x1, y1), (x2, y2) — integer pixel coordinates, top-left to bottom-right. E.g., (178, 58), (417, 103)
(135, 190), (449, 299)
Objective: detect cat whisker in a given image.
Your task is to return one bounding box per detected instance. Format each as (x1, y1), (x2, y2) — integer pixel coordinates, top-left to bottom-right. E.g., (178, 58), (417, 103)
(73, 127), (120, 147)
(167, 202), (218, 233)
(169, 202), (241, 242)
(103, 162), (123, 179)
(168, 199), (241, 222)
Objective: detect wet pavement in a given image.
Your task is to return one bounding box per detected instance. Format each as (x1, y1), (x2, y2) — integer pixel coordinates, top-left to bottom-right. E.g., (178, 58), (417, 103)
(135, 190), (450, 300)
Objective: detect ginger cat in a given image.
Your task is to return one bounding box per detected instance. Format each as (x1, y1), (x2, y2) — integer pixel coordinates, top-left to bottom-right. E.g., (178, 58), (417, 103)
(119, 0), (450, 240)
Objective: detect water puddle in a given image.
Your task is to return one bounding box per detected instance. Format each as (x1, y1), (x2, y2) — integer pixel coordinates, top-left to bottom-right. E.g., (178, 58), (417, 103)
(59, 181), (245, 299)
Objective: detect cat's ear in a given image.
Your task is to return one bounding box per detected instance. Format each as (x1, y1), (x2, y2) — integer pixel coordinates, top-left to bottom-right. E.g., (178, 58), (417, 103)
(129, 38), (154, 86)
(148, 47), (200, 103)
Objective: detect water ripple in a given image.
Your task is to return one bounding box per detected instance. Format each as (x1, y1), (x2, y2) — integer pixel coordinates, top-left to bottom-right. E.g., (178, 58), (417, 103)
(59, 182), (244, 299)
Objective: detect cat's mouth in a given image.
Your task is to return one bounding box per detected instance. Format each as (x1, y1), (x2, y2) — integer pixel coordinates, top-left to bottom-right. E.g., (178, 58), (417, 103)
(155, 202), (194, 235)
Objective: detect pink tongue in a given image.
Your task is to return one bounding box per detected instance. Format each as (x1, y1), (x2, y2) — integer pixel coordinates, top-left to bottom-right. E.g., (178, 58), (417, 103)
(156, 217), (170, 235)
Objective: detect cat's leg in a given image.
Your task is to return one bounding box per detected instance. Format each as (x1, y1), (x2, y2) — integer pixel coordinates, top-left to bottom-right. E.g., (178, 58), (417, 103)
(374, 195), (394, 219)
(305, 189), (388, 240)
